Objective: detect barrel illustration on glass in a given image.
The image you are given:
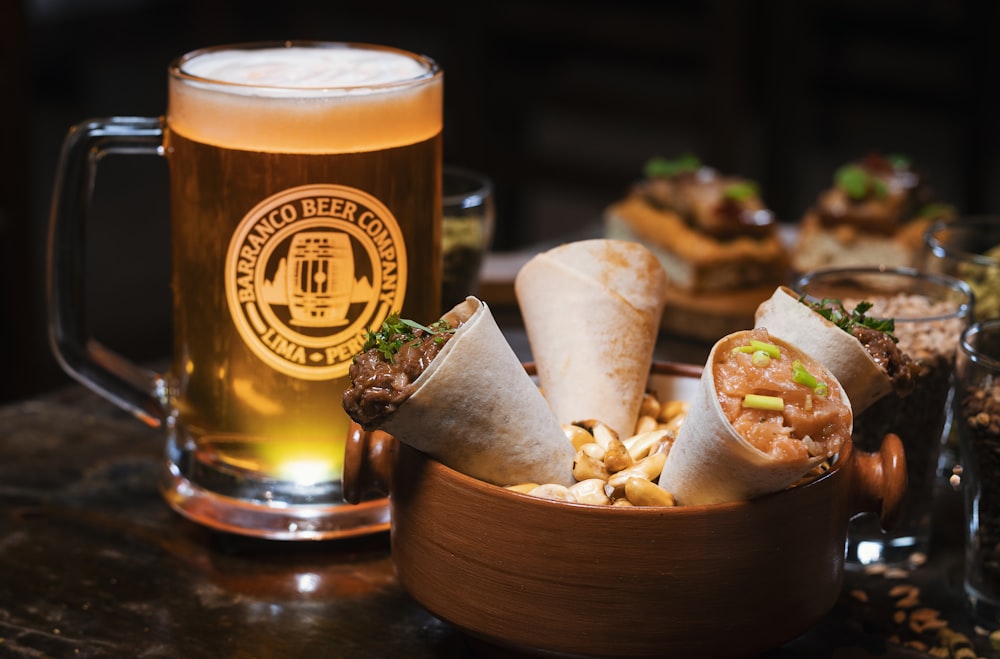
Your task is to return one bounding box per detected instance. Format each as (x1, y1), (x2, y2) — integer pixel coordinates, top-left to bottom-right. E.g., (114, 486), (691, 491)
(286, 231), (353, 327)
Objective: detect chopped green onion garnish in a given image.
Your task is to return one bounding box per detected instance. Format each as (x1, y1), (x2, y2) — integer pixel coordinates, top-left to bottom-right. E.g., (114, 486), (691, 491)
(834, 163), (888, 200)
(792, 360), (817, 388)
(752, 350), (771, 367)
(723, 181), (759, 202)
(749, 340), (780, 358)
(887, 154), (911, 170)
(743, 394), (785, 411)
(643, 154), (701, 178)
(835, 165), (868, 199)
(919, 203), (955, 220)
(734, 340), (781, 359)
(792, 360), (828, 397)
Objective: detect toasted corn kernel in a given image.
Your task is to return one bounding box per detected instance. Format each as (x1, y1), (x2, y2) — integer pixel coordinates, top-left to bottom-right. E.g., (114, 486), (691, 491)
(639, 393), (661, 419)
(603, 436), (633, 474)
(909, 608), (940, 623)
(506, 483), (539, 494)
(661, 415), (686, 434)
(611, 498), (634, 507)
(632, 452), (667, 480)
(658, 400), (688, 423)
(606, 452), (667, 489)
(579, 442), (606, 461)
(911, 618), (947, 633)
(529, 483), (576, 502)
(573, 450), (610, 481)
(563, 424), (596, 451)
(623, 429), (672, 461)
(649, 435), (673, 458)
(889, 584), (918, 599)
(569, 478), (611, 505)
(625, 477), (676, 506)
(589, 421), (619, 450)
(634, 415), (658, 434)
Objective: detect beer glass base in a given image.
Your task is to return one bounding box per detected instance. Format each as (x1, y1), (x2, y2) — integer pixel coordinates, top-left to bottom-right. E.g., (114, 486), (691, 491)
(161, 429), (390, 541)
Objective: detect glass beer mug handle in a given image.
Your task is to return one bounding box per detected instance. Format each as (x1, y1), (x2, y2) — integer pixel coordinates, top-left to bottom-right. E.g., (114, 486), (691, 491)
(47, 116), (168, 427)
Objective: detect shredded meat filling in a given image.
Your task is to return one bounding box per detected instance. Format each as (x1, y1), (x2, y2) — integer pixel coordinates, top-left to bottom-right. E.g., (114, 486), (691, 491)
(342, 326), (457, 429)
(851, 325), (917, 398)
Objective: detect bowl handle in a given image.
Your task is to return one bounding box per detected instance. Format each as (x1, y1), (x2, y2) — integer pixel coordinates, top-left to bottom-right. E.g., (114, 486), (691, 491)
(849, 433), (907, 531)
(342, 422), (398, 504)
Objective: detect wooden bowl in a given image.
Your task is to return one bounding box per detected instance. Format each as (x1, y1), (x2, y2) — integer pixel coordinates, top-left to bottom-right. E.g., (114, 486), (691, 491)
(344, 363), (906, 659)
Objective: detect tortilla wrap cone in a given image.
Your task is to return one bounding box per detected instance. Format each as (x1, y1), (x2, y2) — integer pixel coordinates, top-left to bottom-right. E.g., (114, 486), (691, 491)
(514, 239), (668, 439)
(659, 329), (852, 506)
(378, 297), (575, 487)
(754, 285), (892, 414)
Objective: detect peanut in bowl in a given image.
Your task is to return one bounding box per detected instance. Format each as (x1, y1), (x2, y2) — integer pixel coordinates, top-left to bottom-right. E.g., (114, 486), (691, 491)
(343, 362), (906, 659)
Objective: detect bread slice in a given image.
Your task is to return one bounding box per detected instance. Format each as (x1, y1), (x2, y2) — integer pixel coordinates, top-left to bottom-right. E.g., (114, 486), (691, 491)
(791, 153), (948, 274)
(605, 194), (789, 293)
(791, 210), (931, 273)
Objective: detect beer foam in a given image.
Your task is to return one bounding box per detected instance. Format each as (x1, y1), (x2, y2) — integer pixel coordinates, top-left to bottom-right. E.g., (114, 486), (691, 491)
(180, 46), (432, 91)
(168, 44), (442, 153)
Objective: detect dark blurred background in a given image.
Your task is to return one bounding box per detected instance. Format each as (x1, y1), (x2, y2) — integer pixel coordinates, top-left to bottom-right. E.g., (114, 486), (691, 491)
(1, 0), (998, 403)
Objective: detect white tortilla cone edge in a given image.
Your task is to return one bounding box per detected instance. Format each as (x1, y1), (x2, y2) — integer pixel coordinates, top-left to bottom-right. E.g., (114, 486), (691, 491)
(515, 239), (668, 439)
(541, 239), (668, 318)
(754, 285), (892, 414)
(378, 297), (575, 487)
(659, 330), (852, 506)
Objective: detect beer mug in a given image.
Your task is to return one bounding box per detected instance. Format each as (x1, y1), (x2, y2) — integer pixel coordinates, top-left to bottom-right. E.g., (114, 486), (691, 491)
(47, 42), (443, 539)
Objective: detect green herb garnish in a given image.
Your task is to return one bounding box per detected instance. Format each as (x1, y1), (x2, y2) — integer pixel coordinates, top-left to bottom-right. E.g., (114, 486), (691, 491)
(734, 340), (781, 359)
(799, 296), (898, 343)
(887, 153), (911, 170)
(918, 203), (955, 221)
(360, 312), (456, 362)
(834, 164), (888, 200)
(644, 154), (701, 178)
(792, 360), (829, 397)
(723, 181), (759, 202)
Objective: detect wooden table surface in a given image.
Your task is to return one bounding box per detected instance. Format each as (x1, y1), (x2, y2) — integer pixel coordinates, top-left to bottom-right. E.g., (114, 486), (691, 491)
(0, 324), (996, 659)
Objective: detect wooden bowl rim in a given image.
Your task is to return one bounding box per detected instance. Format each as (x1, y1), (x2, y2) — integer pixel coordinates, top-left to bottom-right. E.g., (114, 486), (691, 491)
(408, 360), (853, 517)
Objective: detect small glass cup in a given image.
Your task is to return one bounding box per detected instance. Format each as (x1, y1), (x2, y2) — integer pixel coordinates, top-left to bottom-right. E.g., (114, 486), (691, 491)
(955, 319), (1000, 625)
(924, 216), (1000, 322)
(441, 165), (495, 312)
(794, 266), (973, 566)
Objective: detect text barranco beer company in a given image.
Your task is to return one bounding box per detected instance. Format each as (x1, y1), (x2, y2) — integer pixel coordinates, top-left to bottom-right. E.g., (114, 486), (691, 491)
(225, 184), (408, 381)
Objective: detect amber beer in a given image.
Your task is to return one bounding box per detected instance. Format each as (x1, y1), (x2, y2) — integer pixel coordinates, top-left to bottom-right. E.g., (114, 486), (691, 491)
(163, 44), (442, 522)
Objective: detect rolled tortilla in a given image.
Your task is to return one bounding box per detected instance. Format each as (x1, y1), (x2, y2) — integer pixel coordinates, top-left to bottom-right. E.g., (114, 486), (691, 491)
(514, 239), (668, 439)
(659, 328), (852, 505)
(376, 297), (575, 487)
(754, 285), (892, 414)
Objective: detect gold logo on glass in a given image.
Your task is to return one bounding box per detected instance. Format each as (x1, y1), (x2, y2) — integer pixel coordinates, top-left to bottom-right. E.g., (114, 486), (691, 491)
(225, 184), (407, 380)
